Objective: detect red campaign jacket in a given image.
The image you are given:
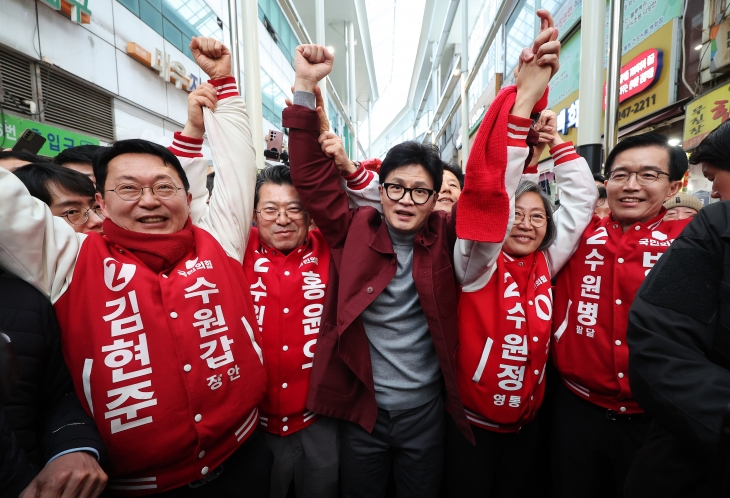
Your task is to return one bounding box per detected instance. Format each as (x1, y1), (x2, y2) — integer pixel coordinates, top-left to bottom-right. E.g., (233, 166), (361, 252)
(551, 210), (690, 413)
(284, 104), (475, 444)
(457, 251), (552, 433)
(244, 227), (330, 436)
(54, 227), (267, 495)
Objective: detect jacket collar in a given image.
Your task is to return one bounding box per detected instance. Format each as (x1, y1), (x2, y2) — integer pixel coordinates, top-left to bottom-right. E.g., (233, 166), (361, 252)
(606, 207), (668, 232)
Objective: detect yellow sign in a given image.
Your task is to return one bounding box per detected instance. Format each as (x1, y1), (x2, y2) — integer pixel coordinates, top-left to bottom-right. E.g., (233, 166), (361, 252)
(613, 19), (676, 127)
(682, 83), (730, 149)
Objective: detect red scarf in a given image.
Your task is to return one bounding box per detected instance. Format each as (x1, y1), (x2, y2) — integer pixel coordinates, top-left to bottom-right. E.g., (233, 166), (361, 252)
(457, 86), (548, 243)
(102, 218), (195, 273)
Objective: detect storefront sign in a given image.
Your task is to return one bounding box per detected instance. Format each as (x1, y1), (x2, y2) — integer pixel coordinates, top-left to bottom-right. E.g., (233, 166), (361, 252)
(682, 83), (730, 149)
(556, 99), (579, 135)
(40, 0), (91, 23)
(126, 42), (200, 91)
(710, 17), (730, 73)
(0, 114), (100, 156)
(603, 49), (662, 108)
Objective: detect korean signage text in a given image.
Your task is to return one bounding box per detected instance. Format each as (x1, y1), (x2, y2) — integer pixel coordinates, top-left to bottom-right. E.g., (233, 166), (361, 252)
(683, 84), (730, 149)
(0, 114), (100, 156)
(126, 42), (200, 92)
(603, 49), (662, 108)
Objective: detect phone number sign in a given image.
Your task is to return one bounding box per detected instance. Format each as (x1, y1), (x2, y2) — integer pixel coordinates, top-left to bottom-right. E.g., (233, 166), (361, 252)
(0, 114), (100, 156)
(603, 49), (662, 109)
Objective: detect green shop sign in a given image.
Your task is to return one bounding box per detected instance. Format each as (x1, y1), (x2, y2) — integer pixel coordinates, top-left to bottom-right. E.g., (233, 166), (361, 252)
(0, 114), (100, 156)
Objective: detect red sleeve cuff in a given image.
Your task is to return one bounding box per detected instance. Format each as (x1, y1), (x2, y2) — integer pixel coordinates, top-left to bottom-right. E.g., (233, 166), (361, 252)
(342, 162), (375, 191)
(169, 131), (204, 158)
(208, 76), (239, 100)
(507, 115), (532, 148)
(550, 141), (581, 166)
(523, 165), (539, 175)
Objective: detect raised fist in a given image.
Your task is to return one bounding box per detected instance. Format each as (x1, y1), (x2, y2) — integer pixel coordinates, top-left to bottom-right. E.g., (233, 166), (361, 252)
(293, 45), (334, 93)
(190, 36), (232, 80)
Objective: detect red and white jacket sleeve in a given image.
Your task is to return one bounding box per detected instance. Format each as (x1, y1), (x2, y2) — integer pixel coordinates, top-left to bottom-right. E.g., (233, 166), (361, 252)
(340, 163), (382, 211)
(544, 141), (597, 275)
(0, 167), (83, 303)
(455, 114), (532, 292)
(172, 77), (256, 263)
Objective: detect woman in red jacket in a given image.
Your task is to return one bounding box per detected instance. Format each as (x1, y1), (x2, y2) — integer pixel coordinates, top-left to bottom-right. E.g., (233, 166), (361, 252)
(444, 111), (597, 497)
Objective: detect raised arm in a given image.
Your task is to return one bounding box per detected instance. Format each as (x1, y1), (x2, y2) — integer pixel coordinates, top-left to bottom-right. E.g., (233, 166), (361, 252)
(0, 168), (82, 302)
(544, 140), (597, 275)
(456, 115), (531, 290)
(456, 11), (560, 290)
(171, 83), (218, 225)
(528, 110), (598, 275)
(183, 37), (257, 263)
(285, 44), (354, 249)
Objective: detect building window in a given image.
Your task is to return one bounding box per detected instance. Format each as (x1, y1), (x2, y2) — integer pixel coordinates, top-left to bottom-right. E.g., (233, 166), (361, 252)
(258, 0), (299, 67)
(505, 0), (536, 84)
(260, 68), (289, 130)
(117, 0), (222, 60)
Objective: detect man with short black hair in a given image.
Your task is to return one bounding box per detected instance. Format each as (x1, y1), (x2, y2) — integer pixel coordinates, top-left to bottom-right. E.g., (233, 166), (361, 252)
(14, 163), (103, 234)
(551, 131), (690, 497)
(0, 36), (272, 496)
(436, 163), (463, 214)
(285, 15), (559, 494)
(246, 161), (375, 498)
(690, 120), (730, 201)
(0, 150), (47, 171)
(54, 144), (102, 184)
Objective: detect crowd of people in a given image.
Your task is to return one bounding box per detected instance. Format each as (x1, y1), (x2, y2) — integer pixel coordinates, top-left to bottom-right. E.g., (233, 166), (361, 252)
(1, 8), (730, 498)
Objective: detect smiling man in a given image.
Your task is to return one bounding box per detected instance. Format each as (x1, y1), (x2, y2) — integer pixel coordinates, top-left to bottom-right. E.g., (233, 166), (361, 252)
(285, 17), (558, 493)
(550, 132), (689, 497)
(0, 37), (271, 497)
(244, 162), (376, 498)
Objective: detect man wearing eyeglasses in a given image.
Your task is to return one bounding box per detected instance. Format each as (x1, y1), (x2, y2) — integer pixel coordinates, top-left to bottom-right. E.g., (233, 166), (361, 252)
(13, 162), (104, 234)
(0, 37), (272, 497)
(243, 157), (376, 498)
(550, 132), (690, 498)
(283, 9), (560, 493)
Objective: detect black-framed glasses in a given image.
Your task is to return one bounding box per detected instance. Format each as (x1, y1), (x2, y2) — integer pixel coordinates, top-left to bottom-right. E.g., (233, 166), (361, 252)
(255, 206), (307, 221)
(514, 211), (549, 228)
(105, 182), (186, 201)
(382, 183), (435, 205)
(608, 170), (670, 185)
(61, 205), (105, 225)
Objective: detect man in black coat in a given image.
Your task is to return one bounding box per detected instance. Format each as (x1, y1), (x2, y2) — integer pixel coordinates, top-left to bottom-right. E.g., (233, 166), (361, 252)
(625, 201), (730, 497)
(0, 271), (107, 497)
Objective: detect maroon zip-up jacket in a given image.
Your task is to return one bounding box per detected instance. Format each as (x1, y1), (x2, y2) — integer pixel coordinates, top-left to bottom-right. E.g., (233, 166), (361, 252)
(284, 105), (474, 444)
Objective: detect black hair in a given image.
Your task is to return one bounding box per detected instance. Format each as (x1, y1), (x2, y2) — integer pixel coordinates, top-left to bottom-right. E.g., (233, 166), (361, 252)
(379, 141), (444, 193)
(514, 180), (556, 251)
(593, 173), (605, 183)
(442, 162), (464, 188)
(0, 150), (48, 164)
(93, 139), (189, 194)
(54, 144), (104, 166)
(14, 163), (97, 206)
(603, 132), (688, 181)
(597, 186), (607, 199)
(689, 120), (730, 172)
(255, 165), (294, 207)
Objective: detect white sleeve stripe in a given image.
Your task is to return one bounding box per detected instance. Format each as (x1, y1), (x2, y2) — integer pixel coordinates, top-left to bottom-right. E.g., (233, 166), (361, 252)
(552, 149), (576, 161)
(172, 141), (202, 152)
(507, 132), (528, 140)
(507, 123), (531, 132)
(347, 168), (368, 185)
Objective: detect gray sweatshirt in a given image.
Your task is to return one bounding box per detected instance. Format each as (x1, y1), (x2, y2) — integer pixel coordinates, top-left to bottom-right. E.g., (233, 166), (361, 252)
(360, 223), (442, 410)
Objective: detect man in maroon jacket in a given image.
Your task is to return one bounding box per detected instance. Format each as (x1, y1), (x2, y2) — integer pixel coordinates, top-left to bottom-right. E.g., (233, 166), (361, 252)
(283, 16), (559, 496)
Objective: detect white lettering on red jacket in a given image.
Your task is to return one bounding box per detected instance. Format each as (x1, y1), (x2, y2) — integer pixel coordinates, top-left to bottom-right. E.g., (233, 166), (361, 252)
(244, 227), (331, 436)
(458, 251), (552, 432)
(552, 212), (691, 413)
(455, 129), (596, 432)
(55, 227), (266, 494)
